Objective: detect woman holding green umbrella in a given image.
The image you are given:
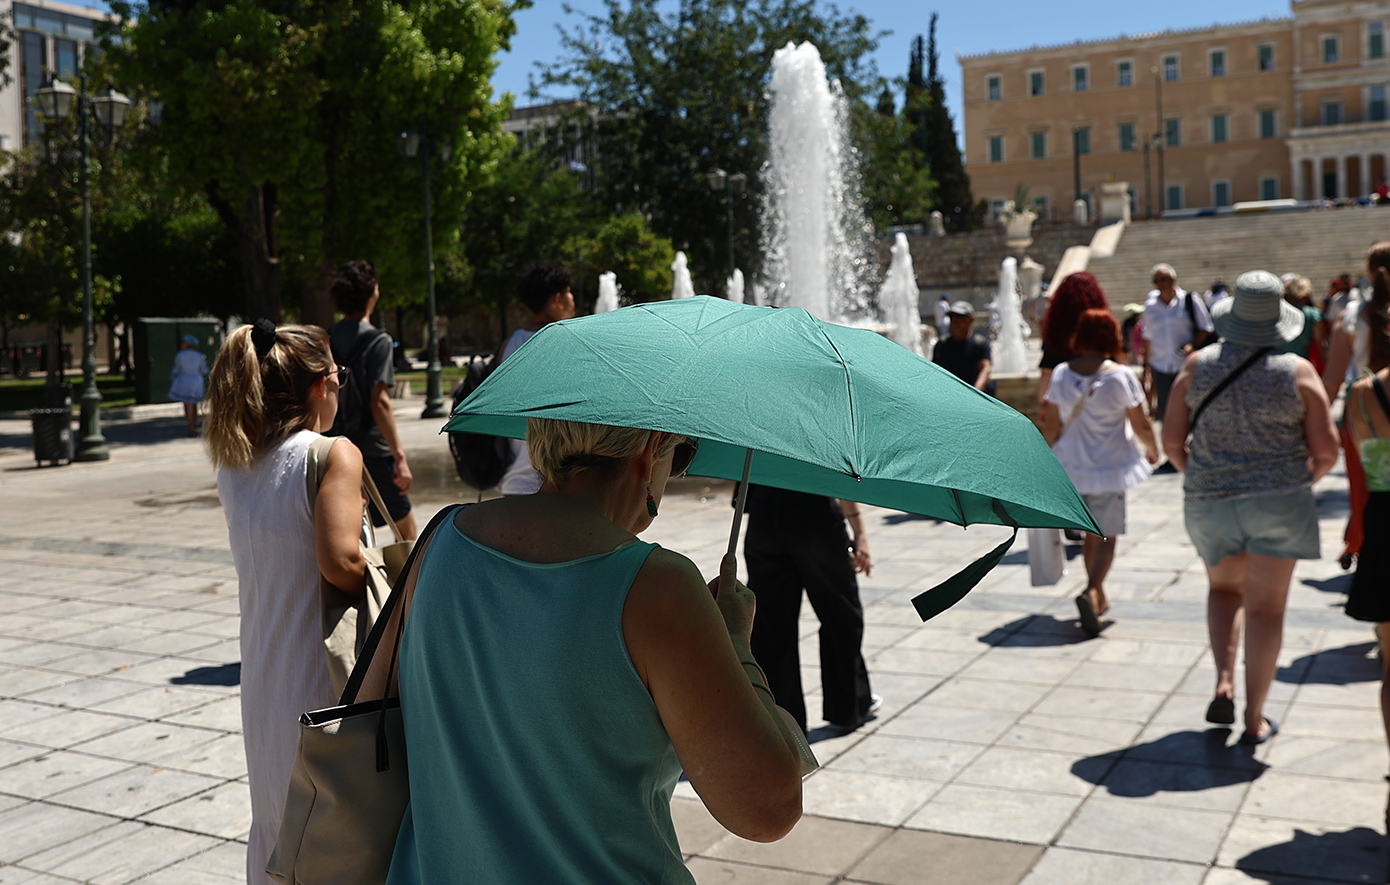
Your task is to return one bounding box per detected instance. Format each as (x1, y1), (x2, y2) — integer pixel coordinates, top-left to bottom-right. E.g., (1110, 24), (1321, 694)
(387, 419), (809, 884)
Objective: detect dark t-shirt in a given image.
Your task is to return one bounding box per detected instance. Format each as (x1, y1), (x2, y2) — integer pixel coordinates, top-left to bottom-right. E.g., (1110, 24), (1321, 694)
(1039, 344), (1067, 371)
(933, 334), (991, 385)
(329, 318), (395, 460)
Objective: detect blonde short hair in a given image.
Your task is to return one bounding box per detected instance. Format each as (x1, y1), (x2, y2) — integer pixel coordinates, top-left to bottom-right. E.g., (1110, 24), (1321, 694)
(1283, 275), (1313, 303)
(527, 418), (682, 487)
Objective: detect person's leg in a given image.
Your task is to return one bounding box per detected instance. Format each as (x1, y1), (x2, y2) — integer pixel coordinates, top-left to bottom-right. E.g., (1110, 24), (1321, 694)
(1081, 533), (1117, 614)
(1377, 623), (1390, 752)
(183, 402), (196, 433)
(746, 529), (809, 732)
(1154, 371), (1177, 422)
(1240, 553), (1297, 738)
(1206, 553), (1249, 705)
(796, 527), (873, 729)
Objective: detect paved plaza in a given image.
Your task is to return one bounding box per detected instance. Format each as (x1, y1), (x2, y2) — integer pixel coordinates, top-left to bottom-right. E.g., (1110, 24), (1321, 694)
(0, 396), (1387, 884)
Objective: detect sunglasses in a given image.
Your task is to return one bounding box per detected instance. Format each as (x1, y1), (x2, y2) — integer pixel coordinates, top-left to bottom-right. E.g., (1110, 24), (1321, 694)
(671, 438), (699, 477)
(329, 365), (349, 384)
(1153, 276), (1172, 284)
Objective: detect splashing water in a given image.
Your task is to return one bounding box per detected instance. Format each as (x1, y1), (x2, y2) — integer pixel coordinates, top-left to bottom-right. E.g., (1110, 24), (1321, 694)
(671, 252), (696, 300)
(726, 268), (745, 303)
(760, 42), (875, 323)
(993, 258), (1028, 373)
(595, 272), (621, 313)
(879, 233), (922, 355)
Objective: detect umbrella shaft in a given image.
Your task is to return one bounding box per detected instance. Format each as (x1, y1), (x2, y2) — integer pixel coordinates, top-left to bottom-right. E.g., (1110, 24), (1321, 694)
(727, 448), (756, 559)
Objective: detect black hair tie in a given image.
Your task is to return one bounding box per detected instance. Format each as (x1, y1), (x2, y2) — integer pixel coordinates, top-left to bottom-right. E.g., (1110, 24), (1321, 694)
(250, 317), (277, 360)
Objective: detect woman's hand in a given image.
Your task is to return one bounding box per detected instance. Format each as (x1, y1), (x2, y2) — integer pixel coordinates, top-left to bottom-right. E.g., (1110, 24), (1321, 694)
(850, 539), (873, 576)
(708, 554), (756, 649)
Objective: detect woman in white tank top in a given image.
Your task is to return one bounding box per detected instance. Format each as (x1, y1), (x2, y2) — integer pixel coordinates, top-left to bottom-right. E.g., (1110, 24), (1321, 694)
(204, 319), (369, 885)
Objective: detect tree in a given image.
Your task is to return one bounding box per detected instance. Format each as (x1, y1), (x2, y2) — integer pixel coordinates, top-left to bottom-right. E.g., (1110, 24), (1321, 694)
(917, 16), (983, 231)
(106, 0), (523, 324)
(540, 0), (880, 296)
(856, 68), (936, 230)
(567, 212), (675, 306)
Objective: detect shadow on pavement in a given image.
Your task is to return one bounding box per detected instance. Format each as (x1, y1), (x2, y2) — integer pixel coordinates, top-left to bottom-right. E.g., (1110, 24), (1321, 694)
(1236, 826), (1388, 884)
(1278, 642), (1380, 685)
(978, 614), (1093, 648)
(1301, 573), (1353, 595)
(171, 662), (241, 686)
(2, 416), (191, 468)
(881, 512), (942, 526)
(1072, 728), (1268, 796)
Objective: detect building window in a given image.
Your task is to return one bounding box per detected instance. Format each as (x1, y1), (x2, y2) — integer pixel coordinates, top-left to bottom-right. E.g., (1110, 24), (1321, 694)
(1211, 114), (1228, 143)
(1074, 127), (1091, 155)
(1213, 180), (1232, 207)
(1029, 70), (1044, 96)
(1324, 35), (1339, 64)
(1166, 184), (1184, 211)
(988, 136), (1004, 163)
(55, 37), (78, 79)
(1322, 101), (1343, 125)
(1258, 43), (1274, 71)
(1119, 122), (1136, 151)
(1260, 177), (1279, 200)
(987, 75), (1001, 101)
(1164, 55), (1179, 82)
(1073, 64), (1088, 92)
(1033, 195), (1050, 219)
(1031, 131), (1047, 159)
(1259, 109), (1277, 139)
(20, 30), (45, 147)
(1118, 59), (1133, 87)
(1372, 22), (1385, 59)
(1165, 118), (1181, 147)
(1210, 49), (1226, 77)
(1371, 84), (1388, 122)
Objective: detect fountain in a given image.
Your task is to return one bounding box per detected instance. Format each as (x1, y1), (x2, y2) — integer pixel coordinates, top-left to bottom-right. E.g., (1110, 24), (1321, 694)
(878, 233), (923, 355)
(993, 257), (1027, 374)
(670, 251), (696, 300)
(759, 41), (873, 323)
(726, 268), (745, 303)
(595, 272), (621, 313)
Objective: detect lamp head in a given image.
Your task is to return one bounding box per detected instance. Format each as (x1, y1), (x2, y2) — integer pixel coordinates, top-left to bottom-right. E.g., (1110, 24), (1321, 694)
(34, 77), (77, 121)
(705, 168), (727, 192)
(397, 131), (421, 159)
(93, 86), (132, 129)
(728, 172), (747, 195)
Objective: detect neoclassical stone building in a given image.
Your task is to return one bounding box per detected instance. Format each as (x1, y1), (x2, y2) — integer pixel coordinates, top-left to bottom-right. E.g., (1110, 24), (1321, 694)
(961, 0), (1390, 219)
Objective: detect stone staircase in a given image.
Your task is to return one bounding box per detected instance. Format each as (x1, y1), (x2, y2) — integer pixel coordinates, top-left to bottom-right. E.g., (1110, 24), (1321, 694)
(1086, 209), (1390, 306)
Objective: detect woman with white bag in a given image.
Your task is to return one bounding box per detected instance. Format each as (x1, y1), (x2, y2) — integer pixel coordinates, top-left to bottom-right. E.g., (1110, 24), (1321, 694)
(1043, 308), (1159, 637)
(204, 319), (368, 885)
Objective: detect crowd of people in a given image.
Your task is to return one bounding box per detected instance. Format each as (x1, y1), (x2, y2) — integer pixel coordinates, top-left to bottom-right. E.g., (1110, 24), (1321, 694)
(198, 243), (1390, 883)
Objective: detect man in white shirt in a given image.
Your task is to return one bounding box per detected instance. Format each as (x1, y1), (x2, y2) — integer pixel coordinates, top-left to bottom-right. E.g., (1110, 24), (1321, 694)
(1142, 262), (1214, 422)
(497, 261), (577, 495)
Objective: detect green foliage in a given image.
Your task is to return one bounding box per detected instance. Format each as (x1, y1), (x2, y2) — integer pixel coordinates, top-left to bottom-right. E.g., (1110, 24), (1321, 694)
(856, 84), (937, 230)
(567, 212), (675, 305)
(540, 0), (881, 296)
(918, 15), (984, 231)
(106, 0), (524, 319)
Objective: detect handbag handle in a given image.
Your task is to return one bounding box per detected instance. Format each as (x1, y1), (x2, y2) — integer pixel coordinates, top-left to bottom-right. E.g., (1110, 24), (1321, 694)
(359, 466), (406, 546)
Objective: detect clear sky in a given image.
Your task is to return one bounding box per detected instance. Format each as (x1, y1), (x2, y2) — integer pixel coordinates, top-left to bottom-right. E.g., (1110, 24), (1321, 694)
(496, 0), (1290, 129)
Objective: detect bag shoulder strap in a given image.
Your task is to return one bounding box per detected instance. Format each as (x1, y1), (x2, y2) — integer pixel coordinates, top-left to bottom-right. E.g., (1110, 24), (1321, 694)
(1371, 373), (1390, 427)
(341, 503), (462, 705)
(1055, 360), (1113, 443)
(360, 465), (405, 545)
(305, 435), (339, 514)
(1189, 347), (1273, 435)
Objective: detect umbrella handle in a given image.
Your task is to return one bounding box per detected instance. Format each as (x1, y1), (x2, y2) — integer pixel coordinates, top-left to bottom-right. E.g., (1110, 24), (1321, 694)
(726, 448), (755, 561)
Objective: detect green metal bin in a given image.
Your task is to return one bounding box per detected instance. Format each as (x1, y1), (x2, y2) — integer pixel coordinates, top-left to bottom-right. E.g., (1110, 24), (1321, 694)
(134, 318), (224, 405)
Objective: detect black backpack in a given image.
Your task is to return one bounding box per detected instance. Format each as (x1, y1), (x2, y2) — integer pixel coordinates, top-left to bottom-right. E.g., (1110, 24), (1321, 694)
(1185, 291), (1220, 348)
(327, 330), (389, 440)
(447, 352), (511, 492)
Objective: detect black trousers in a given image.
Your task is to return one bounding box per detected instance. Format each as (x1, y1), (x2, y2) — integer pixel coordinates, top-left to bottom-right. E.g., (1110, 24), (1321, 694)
(746, 518), (872, 732)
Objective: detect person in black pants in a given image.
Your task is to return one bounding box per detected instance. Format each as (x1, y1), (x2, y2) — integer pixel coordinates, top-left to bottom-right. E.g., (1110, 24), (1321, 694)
(745, 485), (879, 734)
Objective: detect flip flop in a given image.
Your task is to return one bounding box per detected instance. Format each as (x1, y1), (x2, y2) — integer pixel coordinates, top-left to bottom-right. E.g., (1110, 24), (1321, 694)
(1076, 592), (1103, 637)
(1205, 697), (1236, 725)
(1239, 716), (1279, 745)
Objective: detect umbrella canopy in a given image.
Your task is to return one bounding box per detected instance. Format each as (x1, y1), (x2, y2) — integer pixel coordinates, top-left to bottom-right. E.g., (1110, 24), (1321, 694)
(445, 297), (1098, 619)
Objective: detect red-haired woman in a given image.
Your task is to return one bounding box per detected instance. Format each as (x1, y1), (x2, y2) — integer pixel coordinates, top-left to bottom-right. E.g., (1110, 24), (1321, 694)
(1038, 272), (1111, 412)
(1043, 309), (1160, 636)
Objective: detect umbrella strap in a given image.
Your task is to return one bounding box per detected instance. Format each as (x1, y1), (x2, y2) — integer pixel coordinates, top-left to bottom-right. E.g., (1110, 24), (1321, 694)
(909, 499), (1020, 622)
(726, 448), (755, 559)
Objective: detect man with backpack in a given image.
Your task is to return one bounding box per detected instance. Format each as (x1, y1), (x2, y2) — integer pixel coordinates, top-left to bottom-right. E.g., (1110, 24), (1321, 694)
(327, 260), (416, 539)
(1142, 262), (1214, 423)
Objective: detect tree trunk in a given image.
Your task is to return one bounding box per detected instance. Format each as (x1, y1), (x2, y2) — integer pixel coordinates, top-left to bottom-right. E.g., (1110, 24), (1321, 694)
(238, 178), (281, 322)
(300, 259), (337, 330)
(45, 320), (62, 384)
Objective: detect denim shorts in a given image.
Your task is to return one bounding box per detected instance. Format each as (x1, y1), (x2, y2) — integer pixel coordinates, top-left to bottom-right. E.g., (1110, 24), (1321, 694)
(1183, 487), (1321, 566)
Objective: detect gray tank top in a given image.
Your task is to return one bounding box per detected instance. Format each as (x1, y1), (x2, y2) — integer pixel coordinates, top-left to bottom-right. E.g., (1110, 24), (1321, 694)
(1183, 343), (1311, 502)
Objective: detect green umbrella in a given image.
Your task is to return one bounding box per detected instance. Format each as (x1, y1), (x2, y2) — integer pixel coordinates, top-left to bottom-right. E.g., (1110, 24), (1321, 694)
(444, 296), (1098, 620)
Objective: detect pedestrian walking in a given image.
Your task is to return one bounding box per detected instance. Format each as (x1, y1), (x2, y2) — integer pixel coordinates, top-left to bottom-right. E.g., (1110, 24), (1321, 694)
(1042, 308), (1159, 636)
(1162, 271), (1339, 745)
(934, 293), (951, 339)
(1145, 262), (1215, 422)
(1279, 275), (1324, 363)
(933, 301), (992, 392)
(1320, 243), (1390, 569)
(169, 334), (209, 436)
(745, 486), (879, 734)
(1038, 272), (1110, 411)
(203, 320), (370, 885)
(386, 422), (805, 882)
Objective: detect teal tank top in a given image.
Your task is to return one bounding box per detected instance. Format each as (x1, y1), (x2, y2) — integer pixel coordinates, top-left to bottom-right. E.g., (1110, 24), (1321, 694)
(386, 519), (693, 885)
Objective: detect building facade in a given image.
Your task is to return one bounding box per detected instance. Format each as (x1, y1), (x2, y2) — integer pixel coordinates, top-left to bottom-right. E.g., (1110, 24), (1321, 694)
(1, 0), (110, 154)
(960, 0), (1390, 219)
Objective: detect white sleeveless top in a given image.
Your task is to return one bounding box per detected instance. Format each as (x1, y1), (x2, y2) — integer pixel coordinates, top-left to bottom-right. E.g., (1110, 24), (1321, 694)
(218, 429), (336, 884)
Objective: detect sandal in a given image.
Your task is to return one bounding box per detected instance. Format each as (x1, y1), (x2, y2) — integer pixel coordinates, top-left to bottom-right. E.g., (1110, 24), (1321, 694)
(1239, 716), (1279, 746)
(1076, 592), (1103, 637)
(1205, 697), (1235, 725)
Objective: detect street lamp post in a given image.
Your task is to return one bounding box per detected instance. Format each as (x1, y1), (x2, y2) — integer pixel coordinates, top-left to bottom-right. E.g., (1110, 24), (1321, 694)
(34, 74), (130, 462)
(398, 131), (450, 420)
(705, 168), (747, 292)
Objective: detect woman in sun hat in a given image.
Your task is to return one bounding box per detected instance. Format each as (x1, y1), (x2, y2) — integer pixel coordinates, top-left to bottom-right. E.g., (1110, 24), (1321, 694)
(1162, 270), (1339, 746)
(169, 333), (211, 436)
